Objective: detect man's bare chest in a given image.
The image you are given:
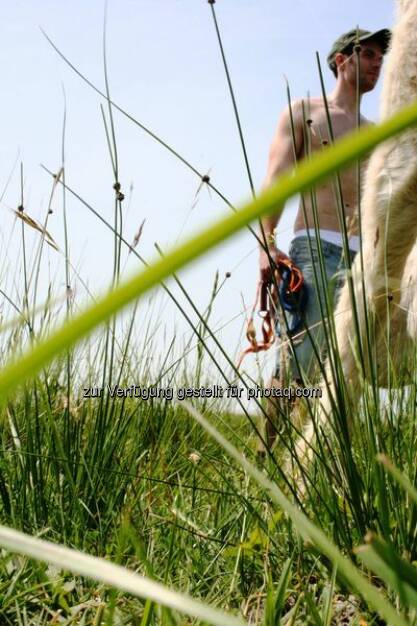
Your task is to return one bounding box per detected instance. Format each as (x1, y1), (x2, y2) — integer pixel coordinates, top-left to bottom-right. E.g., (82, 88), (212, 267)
(303, 109), (358, 152)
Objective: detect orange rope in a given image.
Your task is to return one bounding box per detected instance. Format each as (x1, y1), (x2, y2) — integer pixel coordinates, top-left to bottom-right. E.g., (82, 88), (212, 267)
(237, 255), (304, 368)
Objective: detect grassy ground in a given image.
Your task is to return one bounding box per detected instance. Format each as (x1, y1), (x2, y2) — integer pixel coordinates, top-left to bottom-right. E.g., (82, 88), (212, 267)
(1, 343), (417, 625)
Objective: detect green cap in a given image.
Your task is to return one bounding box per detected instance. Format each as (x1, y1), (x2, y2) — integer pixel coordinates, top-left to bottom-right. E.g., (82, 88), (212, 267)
(327, 28), (391, 74)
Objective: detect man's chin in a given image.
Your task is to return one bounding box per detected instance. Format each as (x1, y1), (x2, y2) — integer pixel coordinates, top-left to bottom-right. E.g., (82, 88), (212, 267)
(361, 80), (378, 93)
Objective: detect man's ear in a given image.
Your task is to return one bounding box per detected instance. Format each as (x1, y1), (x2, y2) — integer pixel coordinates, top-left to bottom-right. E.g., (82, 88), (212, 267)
(334, 51), (348, 73)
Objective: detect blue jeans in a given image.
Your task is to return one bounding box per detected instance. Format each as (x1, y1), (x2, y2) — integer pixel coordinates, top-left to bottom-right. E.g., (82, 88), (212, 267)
(275, 236), (357, 383)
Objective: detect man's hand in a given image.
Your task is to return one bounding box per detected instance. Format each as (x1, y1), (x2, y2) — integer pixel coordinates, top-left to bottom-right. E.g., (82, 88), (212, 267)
(259, 245), (291, 283)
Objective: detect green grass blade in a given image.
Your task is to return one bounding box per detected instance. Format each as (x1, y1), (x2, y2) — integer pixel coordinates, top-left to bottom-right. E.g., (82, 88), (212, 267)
(322, 566), (336, 626)
(1, 103), (417, 402)
(304, 590), (325, 626)
(182, 402), (410, 626)
(377, 454), (417, 505)
(0, 525), (244, 626)
(140, 599), (155, 626)
(355, 539), (417, 610)
(264, 556), (292, 625)
(361, 532), (417, 592)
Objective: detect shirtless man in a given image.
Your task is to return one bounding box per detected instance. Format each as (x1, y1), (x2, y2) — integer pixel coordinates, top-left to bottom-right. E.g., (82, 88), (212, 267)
(259, 28), (391, 448)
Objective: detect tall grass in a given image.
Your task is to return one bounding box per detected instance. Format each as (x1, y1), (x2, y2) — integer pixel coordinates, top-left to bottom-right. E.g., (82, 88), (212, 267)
(1, 10), (417, 626)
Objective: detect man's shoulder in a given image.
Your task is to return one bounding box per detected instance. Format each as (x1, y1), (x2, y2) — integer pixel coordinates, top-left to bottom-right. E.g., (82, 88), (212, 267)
(282, 97), (327, 119)
(279, 99), (309, 125)
(284, 97), (322, 110)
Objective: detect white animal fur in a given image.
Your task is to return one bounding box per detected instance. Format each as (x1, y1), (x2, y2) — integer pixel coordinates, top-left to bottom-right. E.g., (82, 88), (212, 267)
(295, 0), (417, 467)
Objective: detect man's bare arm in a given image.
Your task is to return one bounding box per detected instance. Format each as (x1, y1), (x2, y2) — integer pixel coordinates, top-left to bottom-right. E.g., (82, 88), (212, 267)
(259, 102), (303, 281)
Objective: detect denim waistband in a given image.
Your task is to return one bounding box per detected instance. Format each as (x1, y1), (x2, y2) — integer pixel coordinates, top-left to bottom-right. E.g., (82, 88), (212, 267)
(293, 228), (360, 251)
(290, 235), (357, 257)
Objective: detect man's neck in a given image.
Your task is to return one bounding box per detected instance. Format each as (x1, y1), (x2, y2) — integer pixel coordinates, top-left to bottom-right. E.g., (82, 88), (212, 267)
(327, 80), (362, 115)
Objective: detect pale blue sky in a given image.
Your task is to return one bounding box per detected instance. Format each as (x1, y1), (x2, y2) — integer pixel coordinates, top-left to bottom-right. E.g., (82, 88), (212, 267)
(0, 1), (395, 382)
